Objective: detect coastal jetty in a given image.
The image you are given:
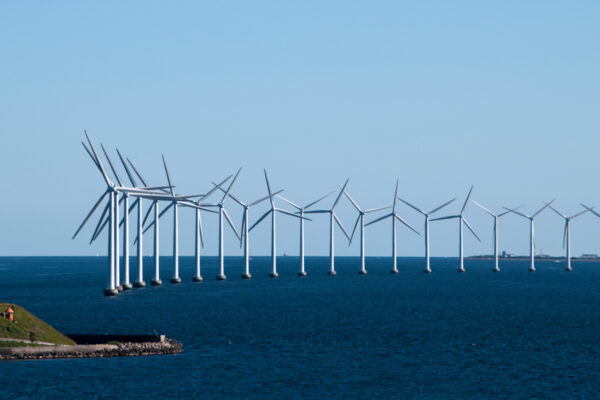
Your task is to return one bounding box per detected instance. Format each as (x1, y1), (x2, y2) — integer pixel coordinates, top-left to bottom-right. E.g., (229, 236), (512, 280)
(0, 334), (183, 361)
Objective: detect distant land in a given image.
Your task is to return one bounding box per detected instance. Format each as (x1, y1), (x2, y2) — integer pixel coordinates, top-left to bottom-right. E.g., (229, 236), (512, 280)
(467, 254), (600, 261)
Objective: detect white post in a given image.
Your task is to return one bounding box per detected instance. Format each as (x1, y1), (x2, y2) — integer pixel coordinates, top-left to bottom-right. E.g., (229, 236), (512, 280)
(217, 207), (226, 280)
(391, 216), (398, 273)
(171, 203), (180, 284)
(152, 201), (162, 285)
(115, 192), (121, 290)
(298, 209), (306, 276)
(458, 218), (465, 272)
(135, 198), (145, 287)
(566, 220), (572, 271)
(270, 210), (278, 278)
(104, 191), (117, 296)
(122, 194), (132, 289)
(242, 208), (251, 279)
(424, 216), (431, 273)
(493, 217), (500, 272)
(359, 214), (366, 274)
(193, 208), (203, 282)
(328, 212), (336, 275)
(529, 219), (535, 272)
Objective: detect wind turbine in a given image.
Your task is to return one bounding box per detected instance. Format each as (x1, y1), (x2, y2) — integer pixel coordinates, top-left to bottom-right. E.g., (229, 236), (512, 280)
(342, 189), (389, 275)
(277, 192), (333, 277)
(216, 184), (283, 279)
(398, 197), (455, 273)
(305, 179), (352, 276)
(503, 200), (554, 272)
(249, 170), (306, 278)
(431, 186), (480, 273)
(201, 169), (242, 280)
(365, 179), (419, 274)
(547, 203), (588, 272)
(471, 200), (520, 272)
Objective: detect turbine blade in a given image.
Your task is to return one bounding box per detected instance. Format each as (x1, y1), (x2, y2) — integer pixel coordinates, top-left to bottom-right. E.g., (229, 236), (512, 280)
(222, 168), (242, 203)
(276, 195), (301, 210)
(72, 190), (109, 239)
(392, 179), (399, 211)
(223, 209), (241, 241)
(471, 200), (495, 217)
(161, 155), (175, 195)
(580, 203), (600, 218)
(430, 215), (460, 222)
(563, 221), (568, 249)
(333, 212), (351, 241)
(547, 204), (567, 219)
(84, 131), (113, 187)
(249, 209), (272, 232)
(532, 199), (554, 218)
(349, 215), (360, 243)
(264, 169), (274, 206)
(428, 198), (456, 215)
(199, 213), (205, 248)
(395, 214), (420, 235)
(212, 181), (244, 206)
(304, 209), (330, 214)
(398, 197), (426, 215)
(332, 178), (350, 209)
(365, 213), (393, 227)
(90, 214), (110, 244)
(463, 218), (481, 242)
(502, 207), (530, 219)
(142, 201), (156, 226)
(116, 148), (137, 187)
(460, 185), (474, 215)
(101, 144), (124, 187)
(158, 202), (174, 220)
(277, 208), (310, 220)
(342, 189), (361, 212)
(127, 158), (149, 187)
(364, 206), (391, 213)
(569, 208), (588, 219)
(304, 191), (334, 210)
(81, 142), (100, 170)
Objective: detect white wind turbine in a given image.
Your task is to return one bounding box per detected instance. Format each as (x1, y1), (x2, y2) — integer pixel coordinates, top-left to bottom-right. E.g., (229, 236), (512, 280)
(304, 179), (352, 276)
(74, 132), (172, 295)
(216, 184), (283, 279)
(471, 200), (521, 272)
(342, 189), (389, 275)
(365, 179), (419, 274)
(277, 192), (333, 277)
(249, 170), (307, 278)
(503, 200), (554, 272)
(201, 168), (242, 281)
(398, 197), (455, 273)
(547, 203), (588, 272)
(431, 186), (480, 273)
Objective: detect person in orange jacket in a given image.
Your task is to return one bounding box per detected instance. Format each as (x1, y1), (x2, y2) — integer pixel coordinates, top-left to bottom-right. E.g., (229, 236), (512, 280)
(5, 306), (14, 322)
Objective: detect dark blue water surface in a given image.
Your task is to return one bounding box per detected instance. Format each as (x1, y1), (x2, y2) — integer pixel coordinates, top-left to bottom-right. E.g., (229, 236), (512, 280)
(1, 256), (599, 399)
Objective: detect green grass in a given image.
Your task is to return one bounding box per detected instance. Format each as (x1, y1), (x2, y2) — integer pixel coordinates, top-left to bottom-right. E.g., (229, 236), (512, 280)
(0, 303), (75, 346)
(0, 340), (45, 348)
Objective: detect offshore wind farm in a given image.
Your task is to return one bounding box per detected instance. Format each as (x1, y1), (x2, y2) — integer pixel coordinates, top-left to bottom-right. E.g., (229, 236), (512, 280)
(3, 2), (600, 399)
(75, 132), (600, 296)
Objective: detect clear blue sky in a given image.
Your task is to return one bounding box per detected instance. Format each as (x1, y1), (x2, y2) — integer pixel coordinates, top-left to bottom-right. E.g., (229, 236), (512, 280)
(1, 1), (599, 258)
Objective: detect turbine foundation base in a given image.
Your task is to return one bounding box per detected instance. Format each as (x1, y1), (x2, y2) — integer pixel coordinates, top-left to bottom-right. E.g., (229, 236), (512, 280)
(565, 266), (572, 272)
(297, 271), (307, 277)
(493, 267), (500, 273)
(328, 270), (337, 276)
(242, 273), (252, 280)
(457, 267), (466, 273)
(216, 274), (227, 281)
(358, 269), (367, 275)
(133, 281), (146, 288)
(170, 277), (181, 284)
(122, 283), (133, 290)
(117, 285), (123, 292)
(192, 276), (203, 282)
(390, 269), (399, 274)
(269, 272), (279, 278)
(528, 267), (536, 272)
(151, 279), (162, 286)
(424, 268), (432, 274)
(103, 288), (118, 296)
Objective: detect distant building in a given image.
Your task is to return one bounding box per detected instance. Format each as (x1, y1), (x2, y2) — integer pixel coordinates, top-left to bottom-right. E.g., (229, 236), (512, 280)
(501, 251), (515, 258)
(580, 253), (598, 259)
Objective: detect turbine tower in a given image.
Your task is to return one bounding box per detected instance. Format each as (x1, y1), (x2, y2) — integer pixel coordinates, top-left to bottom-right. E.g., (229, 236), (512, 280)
(503, 200), (554, 272)
(305, 179), (352, 276)
(548, 203), (588, 272)
(398, 197), (455, 273)
(343, 189), (389, 275)
(202, 169), (242, 280)
(471, 200), (520, 272)
(431, 186), (480, 273)
(249, 170), (305, 278)
(216, 183), (283, 279)
(277, 192), (333, 277)
(365, 179), (419, 274)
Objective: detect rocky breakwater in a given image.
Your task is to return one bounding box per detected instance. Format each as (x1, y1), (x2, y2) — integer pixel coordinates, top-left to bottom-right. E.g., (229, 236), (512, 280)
(0, 335), (183, 360)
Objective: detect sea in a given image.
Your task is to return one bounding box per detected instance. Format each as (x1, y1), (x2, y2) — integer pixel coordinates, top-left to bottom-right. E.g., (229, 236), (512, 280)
(0, 256), (599, 399)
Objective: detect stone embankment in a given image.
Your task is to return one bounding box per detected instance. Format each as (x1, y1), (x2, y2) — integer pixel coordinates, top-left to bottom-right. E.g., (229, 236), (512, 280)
(0, 336), (182, 360)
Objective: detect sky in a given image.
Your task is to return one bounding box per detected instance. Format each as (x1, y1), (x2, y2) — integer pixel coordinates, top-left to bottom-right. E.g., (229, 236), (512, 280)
(1, 1), (599, 258)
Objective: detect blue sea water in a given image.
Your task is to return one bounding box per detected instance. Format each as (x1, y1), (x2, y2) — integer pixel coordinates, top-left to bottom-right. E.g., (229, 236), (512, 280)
(0, 256), (599, 399)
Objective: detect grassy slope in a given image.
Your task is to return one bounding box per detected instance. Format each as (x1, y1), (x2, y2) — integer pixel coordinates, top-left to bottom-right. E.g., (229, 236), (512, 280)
(0, 303), (75, 345)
